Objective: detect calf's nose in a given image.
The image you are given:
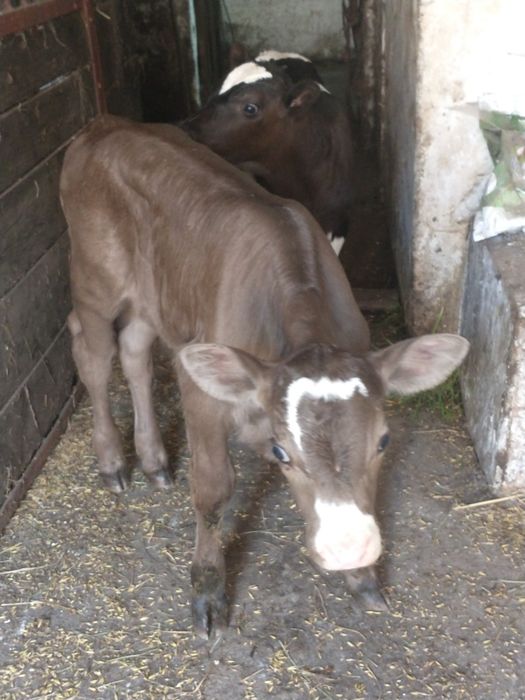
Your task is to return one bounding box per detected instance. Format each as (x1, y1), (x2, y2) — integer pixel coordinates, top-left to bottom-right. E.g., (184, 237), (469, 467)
(312, 499), (382, 571)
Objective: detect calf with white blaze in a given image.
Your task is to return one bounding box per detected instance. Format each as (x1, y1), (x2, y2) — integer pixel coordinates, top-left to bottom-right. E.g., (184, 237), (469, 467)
(183, 50), (354, 255)
(60, 115), (469, 638)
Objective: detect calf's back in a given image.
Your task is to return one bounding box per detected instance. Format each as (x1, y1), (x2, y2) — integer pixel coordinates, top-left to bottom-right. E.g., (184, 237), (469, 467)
(60, 115), (368, 359)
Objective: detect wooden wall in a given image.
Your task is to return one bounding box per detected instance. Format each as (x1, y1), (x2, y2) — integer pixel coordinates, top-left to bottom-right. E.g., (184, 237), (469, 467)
(0, 2), (144, 526)
(0, 10), (92, 520)
(0, 0), (227, 528)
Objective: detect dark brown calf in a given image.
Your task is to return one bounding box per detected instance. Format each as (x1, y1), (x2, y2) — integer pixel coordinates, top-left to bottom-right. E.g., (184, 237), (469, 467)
(60, 115), (469, 638)
(183, 51), (355, 255)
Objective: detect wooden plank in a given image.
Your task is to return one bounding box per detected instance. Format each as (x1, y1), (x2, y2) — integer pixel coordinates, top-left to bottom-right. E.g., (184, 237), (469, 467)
(0, 66), (95, 193)
(0, 0), (81, 39)
(26, 327), (77, 438)
(129, 0), (195, 121)
(0, 385), (41, 491)
(0, 149), (66, 297)
(194, 0), (227, 102)
(0, 382), (84, 532)
(92, 0), (141, 118)
(81, 0), (106, 113)
(0, 235), (71, 408)
(0, 11), (88, 113)
(353, 288), (400, 312)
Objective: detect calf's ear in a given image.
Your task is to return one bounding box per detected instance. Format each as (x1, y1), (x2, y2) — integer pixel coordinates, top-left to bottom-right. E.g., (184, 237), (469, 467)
(287, 80), (322, 113)
(368, 334), (470, 396)
(178, 343), (268, 405)
(229, 41), (249, 68)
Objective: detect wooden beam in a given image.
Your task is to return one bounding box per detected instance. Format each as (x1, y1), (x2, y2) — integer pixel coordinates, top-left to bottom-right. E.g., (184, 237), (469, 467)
(0, 0), (81, 38)
(80, 0), (107, 113)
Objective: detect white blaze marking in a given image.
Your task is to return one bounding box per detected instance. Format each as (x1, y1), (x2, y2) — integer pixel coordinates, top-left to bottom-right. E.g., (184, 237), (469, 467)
(285, 376), (368, 450)
(329, 234), (345, 256)
(256, 50), (312, 63)
(314, 499), (381, 570)
(219, 62), (273, 94)
(317, 82), (331, 94)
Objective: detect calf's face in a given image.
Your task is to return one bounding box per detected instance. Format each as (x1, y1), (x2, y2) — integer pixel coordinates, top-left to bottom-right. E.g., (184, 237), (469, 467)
(184, 70), (323, 165)
(179, 334), (469, 573)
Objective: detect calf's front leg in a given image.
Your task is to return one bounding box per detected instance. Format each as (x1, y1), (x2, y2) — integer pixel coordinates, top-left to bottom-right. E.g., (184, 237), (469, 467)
(344, 565), (388, 611)
(178, 374), (235, 639)
(189, 431), (235, 638)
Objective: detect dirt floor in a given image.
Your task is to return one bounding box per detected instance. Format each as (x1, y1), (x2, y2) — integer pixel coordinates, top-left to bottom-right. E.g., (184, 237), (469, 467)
(0, 323), (524, 699)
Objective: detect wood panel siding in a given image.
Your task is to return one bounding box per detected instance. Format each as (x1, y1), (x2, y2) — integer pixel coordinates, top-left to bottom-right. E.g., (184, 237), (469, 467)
(0, 4), (95, 520)
(0, 11), (88, 112)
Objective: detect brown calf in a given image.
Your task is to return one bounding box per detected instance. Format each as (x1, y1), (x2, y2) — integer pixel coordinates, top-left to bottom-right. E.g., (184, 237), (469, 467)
(60, 115), (469, 638)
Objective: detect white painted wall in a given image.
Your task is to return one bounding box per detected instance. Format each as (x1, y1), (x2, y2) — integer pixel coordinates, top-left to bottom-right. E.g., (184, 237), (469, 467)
(380, 0), (524, 333)
(223, 0), (344, 60)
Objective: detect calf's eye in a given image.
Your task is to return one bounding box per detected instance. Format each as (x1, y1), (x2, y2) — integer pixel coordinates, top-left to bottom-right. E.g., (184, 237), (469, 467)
(243, 103), (259, 116)
(378, 433), (390, 453)
(272, 444), (290, 463)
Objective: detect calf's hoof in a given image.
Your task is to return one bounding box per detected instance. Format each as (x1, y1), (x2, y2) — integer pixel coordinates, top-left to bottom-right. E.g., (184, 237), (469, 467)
(191, 565), (228, 640)
(100, 467), (131, 494)
(192, 593), (228, 640)
(145, 467), (174, 490)
(344, 567), (389, 612)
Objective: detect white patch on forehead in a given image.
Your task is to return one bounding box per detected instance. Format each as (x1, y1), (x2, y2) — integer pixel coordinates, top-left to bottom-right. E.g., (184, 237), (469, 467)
(317, 82), (331, 94)
(314, 499), (381, 571)
(285, 376), (368, 450)
(256, 50), (312, 63)
(219, 62), (273, 94)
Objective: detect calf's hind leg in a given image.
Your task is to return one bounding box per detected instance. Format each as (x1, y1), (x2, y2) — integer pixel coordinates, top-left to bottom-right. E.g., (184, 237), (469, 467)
(118, 318), (172, 488)
(69, 308), (129, 493)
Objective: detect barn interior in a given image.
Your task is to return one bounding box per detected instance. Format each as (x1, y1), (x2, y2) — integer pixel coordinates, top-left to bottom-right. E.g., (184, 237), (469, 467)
(0, 1), (524, 697)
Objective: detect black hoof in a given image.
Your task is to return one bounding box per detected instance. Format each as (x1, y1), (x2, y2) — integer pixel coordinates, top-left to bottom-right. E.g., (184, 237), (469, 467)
(145, 468), (174, 490)
(191, 565), (228, 639)
(192, 594), (228, 640)
(353, 585), (389, 612)
(344, 567), (389, 612)
(101, 467), (131, 494)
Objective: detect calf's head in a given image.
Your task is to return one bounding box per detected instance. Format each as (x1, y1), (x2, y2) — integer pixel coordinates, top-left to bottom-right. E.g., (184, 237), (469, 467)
(179, 334), (469, 572)
(183, 60), (324, 164)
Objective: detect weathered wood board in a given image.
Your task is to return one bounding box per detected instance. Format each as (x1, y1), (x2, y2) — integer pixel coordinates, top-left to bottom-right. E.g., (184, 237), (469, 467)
(0, 12), (89, 113)
(0, 67), (95, 192)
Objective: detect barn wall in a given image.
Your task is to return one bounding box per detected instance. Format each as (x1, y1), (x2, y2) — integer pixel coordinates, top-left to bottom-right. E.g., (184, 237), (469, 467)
(224, 0), (344, 60)
(380, 0), (419, 321)
(0, 11), (94, 513)
(377, 0), (525, 335)
(0, 2), (145, 522)
(408, 0), (498, 334)
(378, 0), (498, 334)
(358, 0), (525, 491)
(0, 1), (225, 525)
